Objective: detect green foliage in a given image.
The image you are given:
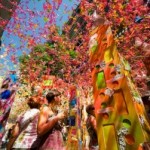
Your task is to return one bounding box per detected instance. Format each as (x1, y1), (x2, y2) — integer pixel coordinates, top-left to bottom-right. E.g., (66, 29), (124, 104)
(19, 42), (69, 81)
(33, 45), (46, 53)
(43, 17), (49, 22)
(88, 9), (94, 16)
(19, 55), (30, 64)
(42, 54), (51, 61)
(69, 50), (77, 58)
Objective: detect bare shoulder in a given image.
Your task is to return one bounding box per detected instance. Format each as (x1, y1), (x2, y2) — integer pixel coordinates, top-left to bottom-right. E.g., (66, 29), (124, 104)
(89, 115), (96, 122)
(40, 104), (49, 112)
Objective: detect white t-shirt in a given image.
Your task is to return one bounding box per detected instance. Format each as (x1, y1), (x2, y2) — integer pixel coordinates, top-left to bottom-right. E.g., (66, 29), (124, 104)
(13, 108), (40, 149)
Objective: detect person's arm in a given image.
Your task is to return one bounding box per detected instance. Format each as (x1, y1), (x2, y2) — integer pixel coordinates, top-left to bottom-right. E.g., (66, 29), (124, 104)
(7, 123), (20, 150)
(90, 116), (97, 131)
(37, 106), (65, 136)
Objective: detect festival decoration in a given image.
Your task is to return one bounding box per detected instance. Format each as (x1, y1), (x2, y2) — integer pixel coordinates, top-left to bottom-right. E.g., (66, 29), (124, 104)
(0, 0), (149, 149)
(0, 72), (18, 145)
(89, 8), (150, 150)
(81, 0), (149, 96)
(66, 85), (83, 149)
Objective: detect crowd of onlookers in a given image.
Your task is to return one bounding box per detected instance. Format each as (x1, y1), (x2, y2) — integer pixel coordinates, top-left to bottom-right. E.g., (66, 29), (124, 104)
(0, 78), (99, 150)
(6, 88), (68, 149)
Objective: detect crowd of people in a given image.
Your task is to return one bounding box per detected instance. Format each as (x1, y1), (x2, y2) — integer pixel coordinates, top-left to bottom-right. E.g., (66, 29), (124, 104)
(0, 81), (98, 150)
(5, 88), (67, 150)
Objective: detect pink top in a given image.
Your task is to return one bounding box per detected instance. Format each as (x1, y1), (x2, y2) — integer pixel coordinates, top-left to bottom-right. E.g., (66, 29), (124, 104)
(39, 115), (66, 150)
(13, 109), (41, 149)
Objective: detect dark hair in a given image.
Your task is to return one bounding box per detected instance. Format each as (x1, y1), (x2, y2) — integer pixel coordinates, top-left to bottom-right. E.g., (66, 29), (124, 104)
(86, 104), (95, 115)
(46, 90), (61, 103)
(27, 98), (40, 109)
(46, 92), (55, 103)
(1, 83), (9, 89)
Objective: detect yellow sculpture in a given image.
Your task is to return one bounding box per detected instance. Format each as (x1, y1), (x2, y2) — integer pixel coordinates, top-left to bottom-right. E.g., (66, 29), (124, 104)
(89, 11), (150, 150)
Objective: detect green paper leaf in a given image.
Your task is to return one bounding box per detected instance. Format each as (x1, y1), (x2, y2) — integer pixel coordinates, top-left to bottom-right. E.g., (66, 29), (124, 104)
(43, 17), (49, 22)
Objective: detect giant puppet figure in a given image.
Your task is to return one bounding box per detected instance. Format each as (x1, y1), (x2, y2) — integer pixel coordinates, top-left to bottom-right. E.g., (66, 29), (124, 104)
(89, 10), (150, 150)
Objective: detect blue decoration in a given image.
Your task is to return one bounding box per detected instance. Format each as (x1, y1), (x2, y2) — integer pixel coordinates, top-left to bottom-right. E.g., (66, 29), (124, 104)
(135, 16), (143, 23)
(9, 74), (18, 83)
(0, 90), (11, 99)
(69, 116), (76, 126)
(70, 98), (77, 107)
